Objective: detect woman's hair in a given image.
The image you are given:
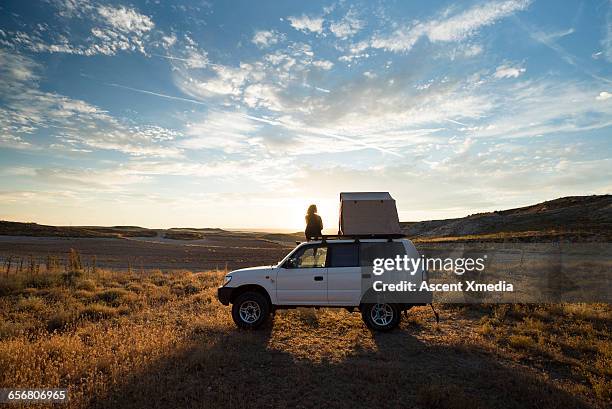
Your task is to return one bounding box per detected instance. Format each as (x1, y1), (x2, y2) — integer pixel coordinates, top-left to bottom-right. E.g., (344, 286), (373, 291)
(306, 204), (317, 216)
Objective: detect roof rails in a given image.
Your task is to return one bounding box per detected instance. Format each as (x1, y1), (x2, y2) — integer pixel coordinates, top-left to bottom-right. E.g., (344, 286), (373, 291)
(302, 233), (406, 243)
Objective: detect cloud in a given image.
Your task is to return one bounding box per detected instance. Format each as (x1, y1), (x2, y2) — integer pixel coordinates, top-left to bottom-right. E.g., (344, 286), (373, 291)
(312, 60), (334, 70)
(0, 50), (183, 157)
(447, 43), (483, 60)
(525, 22), (612, 85)
(154, 35), (209, 69)
(370, 0), (530, 52)
(252, 30), (282, 48)
(596, 91), (611, 101)
(533, 27), (575, 43)
(96, 5), (154, 35)
(287, 15), (324, 34)
(161, 33), (177, 49)
(243, 83), (283, 111)
(427, 0), (530, 42)
(172, 41), (325, 110)
(494, 63), (526, 79)
(31, 167), (148, 190)
(468, 80), (612, 139)
(177, 63), (252, 97)
(329, 10), (364, 39)
(1, 2), (158, 57)
(0, 134), (33, 150)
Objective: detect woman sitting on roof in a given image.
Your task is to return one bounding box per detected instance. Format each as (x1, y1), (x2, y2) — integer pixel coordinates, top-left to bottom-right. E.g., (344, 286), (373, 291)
(304, 204), (323, 240)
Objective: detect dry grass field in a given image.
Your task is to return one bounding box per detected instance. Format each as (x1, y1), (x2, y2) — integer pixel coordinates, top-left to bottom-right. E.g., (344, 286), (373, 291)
(0, 261), (610, 409)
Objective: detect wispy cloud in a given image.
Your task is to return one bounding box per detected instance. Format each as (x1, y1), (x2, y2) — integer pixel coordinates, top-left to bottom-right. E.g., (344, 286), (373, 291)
(524, 22), (612, 85)
(1, 2), (158, 56)
(494, 63), (526, 79)
(0, 50), (183, 157)
(97, 5), (154, 35)
(287, 15), (324, 34)
(370, 0), (531, 52)
(329, 10), (364, 39)
(252, 30), (283, 48)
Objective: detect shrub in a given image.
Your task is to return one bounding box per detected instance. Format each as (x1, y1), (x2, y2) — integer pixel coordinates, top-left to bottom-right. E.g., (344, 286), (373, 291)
(0, 321), (25, 340)
(80, 303), (118, 320)
(43, 287), (72, 303)
(76, 279), (97, 291)
(518, 317), (547, 335)
(479, 321), (494, 336)
(62, 269), (83, 286)
(96, 288), (130, 306)
(74, 289), (95, 300)
(589, 375), (612, 401)
(509, 334), (535, 349)
(22, 274), (58, 289)
(16, 296), (46, 313)
(0, 279), (21, 296)
(147, 285), (173, 305)
(47, 309), (80, 332)
(126, 283), (144, 293)
(171, 281), (200, 296)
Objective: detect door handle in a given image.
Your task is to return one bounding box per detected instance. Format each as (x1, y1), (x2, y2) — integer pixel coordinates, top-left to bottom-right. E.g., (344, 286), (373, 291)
(314, 276), (324, 281)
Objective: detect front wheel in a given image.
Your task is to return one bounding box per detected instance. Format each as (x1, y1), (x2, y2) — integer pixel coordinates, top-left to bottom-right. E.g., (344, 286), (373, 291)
(361, 303), (401, 331)
(231, 292), (270, 329)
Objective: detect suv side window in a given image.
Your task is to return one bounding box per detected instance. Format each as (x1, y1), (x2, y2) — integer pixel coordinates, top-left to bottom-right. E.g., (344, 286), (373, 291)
(360, 242), (406, 266)
(287, 245), (327, 268)
(328, 243), (359, 267)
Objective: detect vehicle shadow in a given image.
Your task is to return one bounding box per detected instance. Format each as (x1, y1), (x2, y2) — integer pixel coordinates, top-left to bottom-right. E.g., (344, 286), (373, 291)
(85, 315), (592, 409)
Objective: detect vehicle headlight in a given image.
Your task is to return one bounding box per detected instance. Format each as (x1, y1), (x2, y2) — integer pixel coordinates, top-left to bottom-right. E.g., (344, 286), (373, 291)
(222, 275), (232, 286)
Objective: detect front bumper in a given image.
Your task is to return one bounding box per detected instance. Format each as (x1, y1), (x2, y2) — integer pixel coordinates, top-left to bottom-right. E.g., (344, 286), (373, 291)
(217, 286), (233, 305)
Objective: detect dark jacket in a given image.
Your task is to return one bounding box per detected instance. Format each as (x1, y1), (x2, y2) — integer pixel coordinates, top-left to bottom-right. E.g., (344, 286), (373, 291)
(305, 214), (323, 240)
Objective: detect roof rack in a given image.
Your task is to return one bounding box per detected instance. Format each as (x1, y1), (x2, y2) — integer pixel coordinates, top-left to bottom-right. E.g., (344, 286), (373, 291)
(299, 233), (406, 244)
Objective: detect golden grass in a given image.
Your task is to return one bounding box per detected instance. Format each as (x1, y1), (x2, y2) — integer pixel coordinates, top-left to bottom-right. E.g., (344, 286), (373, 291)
(0, 269), (609, 408)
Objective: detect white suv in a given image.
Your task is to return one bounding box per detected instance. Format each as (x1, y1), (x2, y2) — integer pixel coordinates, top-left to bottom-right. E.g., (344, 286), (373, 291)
(217, 236), (431, 331)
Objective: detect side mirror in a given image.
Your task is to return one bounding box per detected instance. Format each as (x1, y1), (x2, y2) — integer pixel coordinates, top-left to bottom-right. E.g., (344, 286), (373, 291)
(285, 258), (298, 268)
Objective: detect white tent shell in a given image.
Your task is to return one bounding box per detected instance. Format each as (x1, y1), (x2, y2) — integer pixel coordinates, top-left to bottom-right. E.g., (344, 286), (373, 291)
(338, 192), (402, 235)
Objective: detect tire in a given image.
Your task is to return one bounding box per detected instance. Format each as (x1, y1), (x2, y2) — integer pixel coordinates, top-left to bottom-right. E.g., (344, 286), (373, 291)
(231, 291), (270, 329)
(361, 303), (401, 331)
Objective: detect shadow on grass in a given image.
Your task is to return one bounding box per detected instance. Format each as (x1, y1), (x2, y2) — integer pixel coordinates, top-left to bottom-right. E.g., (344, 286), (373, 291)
(86, 315), (591, 409)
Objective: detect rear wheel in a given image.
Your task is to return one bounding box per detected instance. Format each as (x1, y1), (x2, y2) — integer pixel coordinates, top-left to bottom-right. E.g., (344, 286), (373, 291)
(361, 303), (401, 331)
(232, 292), (270, 329)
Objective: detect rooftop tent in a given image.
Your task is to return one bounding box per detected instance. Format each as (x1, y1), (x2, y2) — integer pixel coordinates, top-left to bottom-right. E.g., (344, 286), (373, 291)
(338, 192), (402, 235)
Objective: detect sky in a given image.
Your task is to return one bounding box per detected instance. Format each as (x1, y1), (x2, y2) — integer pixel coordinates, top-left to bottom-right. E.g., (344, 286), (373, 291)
(0, 0), (610, 231)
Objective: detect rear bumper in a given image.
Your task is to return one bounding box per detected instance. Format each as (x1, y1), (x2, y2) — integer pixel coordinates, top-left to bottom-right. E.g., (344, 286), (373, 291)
(217, 286), (233, 305)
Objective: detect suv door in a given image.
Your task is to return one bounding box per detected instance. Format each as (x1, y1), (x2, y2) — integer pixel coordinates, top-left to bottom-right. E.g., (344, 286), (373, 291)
(276, 244), (328, 305)
(326, 243), (361, 306)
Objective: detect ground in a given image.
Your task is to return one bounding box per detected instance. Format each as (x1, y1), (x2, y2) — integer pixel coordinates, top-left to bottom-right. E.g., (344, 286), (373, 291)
(0, 268), (609, 409)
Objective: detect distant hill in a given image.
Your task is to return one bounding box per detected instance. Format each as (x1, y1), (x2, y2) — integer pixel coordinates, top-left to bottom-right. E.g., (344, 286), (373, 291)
(0, 221), (303, 244)
(0, 222), (159, 238)
(401, 195), (612, 242)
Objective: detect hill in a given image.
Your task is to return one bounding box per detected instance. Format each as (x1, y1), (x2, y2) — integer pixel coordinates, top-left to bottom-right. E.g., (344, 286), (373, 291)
(0, 222), (158, 238)
(401, 195), (611, 242)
